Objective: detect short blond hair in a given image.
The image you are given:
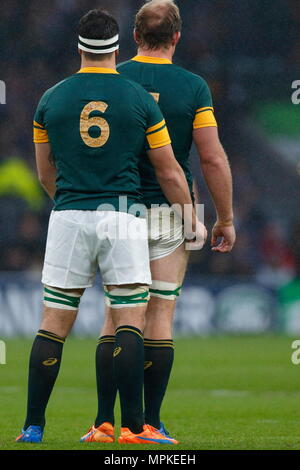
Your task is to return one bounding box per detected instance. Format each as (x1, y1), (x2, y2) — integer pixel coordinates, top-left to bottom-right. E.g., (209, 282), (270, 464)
(135, 1), (182, 50)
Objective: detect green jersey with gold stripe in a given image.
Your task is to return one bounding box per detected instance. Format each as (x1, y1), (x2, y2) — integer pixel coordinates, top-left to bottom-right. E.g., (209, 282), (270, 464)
(33, 66), (170, 211)
(117, 56), (217, 207)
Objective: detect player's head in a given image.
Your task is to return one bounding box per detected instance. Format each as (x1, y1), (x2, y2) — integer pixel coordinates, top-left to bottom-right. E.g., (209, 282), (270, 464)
(78, 9), (119, 62)
(134, 0), (182, 51)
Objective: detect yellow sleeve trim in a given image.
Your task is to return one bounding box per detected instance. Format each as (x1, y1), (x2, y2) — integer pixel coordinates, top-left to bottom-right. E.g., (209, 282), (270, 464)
(195, 106), (214, 114)
(146, 119), (165, 135)
(33, 120), (44, 129)
(33, 126), (49, 143)
(147, 126), (171, 149)
(193, 109), (217, 129)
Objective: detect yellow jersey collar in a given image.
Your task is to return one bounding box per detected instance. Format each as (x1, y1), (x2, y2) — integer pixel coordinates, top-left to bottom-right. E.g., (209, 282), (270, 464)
(131, 55), (172, 65)
(78, 67), (119, 74)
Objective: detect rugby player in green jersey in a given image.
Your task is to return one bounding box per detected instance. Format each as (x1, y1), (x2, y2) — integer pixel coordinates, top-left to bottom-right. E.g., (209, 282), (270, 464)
(84, 1), (236, 444)
(16, 9), (205, 445)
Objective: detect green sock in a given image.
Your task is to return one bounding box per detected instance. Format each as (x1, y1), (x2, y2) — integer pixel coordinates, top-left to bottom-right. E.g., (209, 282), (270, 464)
(24, 330), (65, 430)
(95, 335), (117, 427)
(114, 325), (144, 434)
(144, 338), (174, 429)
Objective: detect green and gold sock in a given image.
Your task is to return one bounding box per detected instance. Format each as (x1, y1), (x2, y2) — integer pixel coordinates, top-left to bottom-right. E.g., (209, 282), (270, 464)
(114, 325), (144, 434)
(95, 335), (117, 427)
(24, 330), (65, 430)
(144, 338), (174, 429)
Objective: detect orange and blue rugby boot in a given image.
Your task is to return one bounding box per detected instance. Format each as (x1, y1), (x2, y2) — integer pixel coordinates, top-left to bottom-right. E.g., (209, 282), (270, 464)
(80, 422), (115, 443)
(16, 425), (44, 443)
(118, 424), (178, 444)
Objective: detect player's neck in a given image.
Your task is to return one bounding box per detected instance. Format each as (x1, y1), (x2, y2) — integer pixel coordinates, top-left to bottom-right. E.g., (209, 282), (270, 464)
(80, 57), (116, 71)
(137, 47), (174, 62)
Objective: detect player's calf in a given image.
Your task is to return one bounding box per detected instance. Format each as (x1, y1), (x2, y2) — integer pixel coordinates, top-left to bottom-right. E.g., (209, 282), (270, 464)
(16, 286), (84, 443)
(105, 284), (150, 435)
(144, 281), (182, 431)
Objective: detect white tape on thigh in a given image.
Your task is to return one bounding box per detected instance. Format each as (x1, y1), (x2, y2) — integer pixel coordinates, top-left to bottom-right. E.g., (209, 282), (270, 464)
(43, 285), (82, 311)
(150, 280), (182, 300)
(104, 286), (150, 309)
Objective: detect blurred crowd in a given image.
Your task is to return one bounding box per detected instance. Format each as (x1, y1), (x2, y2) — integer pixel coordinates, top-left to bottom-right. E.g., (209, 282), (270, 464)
(0, 0), (299, 288)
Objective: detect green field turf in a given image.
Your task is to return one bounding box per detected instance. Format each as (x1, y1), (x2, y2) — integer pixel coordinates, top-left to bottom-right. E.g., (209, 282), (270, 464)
(0, 336), (300, 450)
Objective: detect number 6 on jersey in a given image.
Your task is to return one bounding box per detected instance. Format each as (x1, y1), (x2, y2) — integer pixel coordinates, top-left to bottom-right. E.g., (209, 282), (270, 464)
(80, 101), (110, 148)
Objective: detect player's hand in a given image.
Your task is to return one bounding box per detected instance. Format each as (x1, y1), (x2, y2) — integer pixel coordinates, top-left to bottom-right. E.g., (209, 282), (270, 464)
(211, 221), (236, 253)
(186, 218), (207, 250)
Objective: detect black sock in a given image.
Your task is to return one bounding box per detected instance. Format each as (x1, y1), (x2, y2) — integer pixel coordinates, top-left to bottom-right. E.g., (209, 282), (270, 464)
(114, 325), (144, 434)
(24, 330), (65, 430)
(144, 338), (174, 429)
(95, 336), (117, 427)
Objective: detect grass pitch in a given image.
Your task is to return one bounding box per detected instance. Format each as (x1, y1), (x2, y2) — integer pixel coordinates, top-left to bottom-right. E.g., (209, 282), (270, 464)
(0, 336), (300, 450)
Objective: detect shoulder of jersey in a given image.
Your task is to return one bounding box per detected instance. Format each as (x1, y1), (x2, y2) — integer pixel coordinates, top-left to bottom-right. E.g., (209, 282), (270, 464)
(39, 75), (78, 103)
(171, 63), (208, 84)
(116, 71), (151, 96)
(117, 59), (133, 70)
(118, 59), (207, 85)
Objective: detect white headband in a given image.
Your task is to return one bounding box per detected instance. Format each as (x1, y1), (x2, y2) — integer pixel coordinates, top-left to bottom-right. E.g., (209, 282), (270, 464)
(78, 34), (119, 54)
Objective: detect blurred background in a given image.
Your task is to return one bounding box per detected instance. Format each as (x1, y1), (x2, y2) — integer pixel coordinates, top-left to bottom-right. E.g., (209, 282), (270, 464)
(0, 0), (300, 336)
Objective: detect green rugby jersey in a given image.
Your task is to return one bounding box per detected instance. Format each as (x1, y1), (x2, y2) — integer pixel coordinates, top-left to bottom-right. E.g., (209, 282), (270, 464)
(117, 56), (217, 207)
(33, 67), (171, 211)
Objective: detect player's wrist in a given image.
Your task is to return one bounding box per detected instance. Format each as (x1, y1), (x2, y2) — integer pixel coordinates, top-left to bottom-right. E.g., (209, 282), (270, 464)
(215, 216), (234, 227)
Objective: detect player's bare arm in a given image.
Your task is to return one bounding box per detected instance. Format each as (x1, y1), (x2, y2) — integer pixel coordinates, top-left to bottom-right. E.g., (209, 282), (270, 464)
(35, 142), (56, 199)
(193, 126), (235, 253)
(192, 179), (201, 205)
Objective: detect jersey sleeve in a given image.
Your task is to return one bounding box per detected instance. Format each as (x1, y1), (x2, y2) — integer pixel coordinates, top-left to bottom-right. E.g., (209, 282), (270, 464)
(193, 78), (218, 130)
(33, 93), (49, 143)
(144, 93), (171, 149)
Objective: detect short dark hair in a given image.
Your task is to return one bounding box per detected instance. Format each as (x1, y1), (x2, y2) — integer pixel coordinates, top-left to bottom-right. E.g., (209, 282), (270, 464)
(78, 9), (119, 61)
(135, 0), (182, 50)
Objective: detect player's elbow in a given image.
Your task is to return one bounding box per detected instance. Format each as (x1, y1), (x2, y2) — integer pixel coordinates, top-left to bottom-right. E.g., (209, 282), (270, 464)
(156, 165), (184, 187)
(38, 174), (54, 193)
(200, 150), (229, 169)
(38, 174), (49, 188)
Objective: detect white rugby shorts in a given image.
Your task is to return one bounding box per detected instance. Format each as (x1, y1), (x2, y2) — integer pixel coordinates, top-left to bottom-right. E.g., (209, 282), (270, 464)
(147, 206), (185, 261)
(42, 210), (151, 288)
